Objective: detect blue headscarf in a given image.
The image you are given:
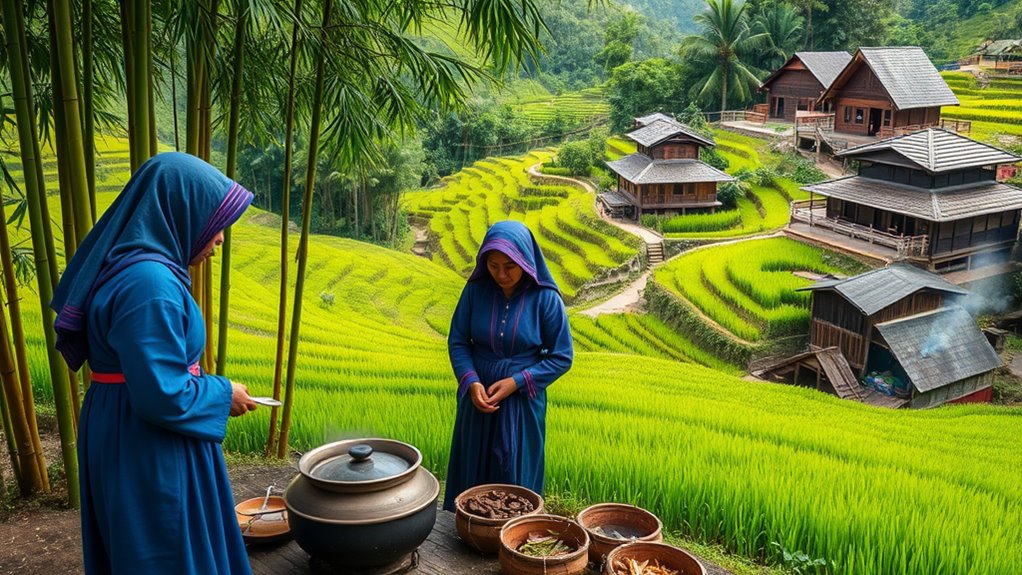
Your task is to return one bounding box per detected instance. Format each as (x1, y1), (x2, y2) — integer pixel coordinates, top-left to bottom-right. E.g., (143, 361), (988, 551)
(467, 220), (559, 293)
(51, 152), (254, 371)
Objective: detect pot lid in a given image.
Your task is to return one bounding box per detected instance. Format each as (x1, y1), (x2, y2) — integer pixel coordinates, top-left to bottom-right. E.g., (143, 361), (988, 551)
(310, 445), (410, 482)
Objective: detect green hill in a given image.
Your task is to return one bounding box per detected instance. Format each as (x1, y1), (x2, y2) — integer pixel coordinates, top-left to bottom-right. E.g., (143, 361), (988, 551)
(4, 137), (1021, 575)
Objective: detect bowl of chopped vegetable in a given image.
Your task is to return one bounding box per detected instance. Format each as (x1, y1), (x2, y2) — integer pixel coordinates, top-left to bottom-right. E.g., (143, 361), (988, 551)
(498, 514), (589, 575)
(577, 503), (663, 565)
(455, 484), (545, 554)
(604, 542), (705, 575)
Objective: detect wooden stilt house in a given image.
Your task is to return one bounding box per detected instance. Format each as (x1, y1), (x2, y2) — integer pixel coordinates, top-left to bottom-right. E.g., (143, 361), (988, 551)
(759, 51), (851, 121)
(817, 47), (959, 138)
(603, 117), (733, 219)
(792, 128), (1022, 273)
(795, 264), (1001, 408)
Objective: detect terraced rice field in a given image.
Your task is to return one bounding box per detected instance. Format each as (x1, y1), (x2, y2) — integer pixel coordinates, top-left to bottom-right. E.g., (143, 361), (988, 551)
(5, 136), (1020, 575)
(513, 87), (610, 131)
(654, 237), (865, 341)
(404, 149), (640, 300)
(941, 71), (1022, 142)
(606, 131), (809, 238)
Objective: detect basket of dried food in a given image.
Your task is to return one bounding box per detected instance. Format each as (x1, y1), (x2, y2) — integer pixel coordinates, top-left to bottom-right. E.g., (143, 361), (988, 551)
(455, 484), (545, 554)
(577, 503), (663, 565)
(604, 542), (705, 575)
(498, 514), (589, 575)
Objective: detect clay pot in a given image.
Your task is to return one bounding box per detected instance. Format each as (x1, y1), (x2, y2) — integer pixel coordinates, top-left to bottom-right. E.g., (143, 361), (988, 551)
(499, 514), (589, 575)
(455, 484), (545, 554)
(284, 438), (439, 569)
(603, 542), (705, 575)
(576, 503), (663, 566)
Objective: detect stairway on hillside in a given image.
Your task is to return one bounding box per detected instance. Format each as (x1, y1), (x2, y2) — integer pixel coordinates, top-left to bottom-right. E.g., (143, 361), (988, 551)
(647, 241), (664, 265)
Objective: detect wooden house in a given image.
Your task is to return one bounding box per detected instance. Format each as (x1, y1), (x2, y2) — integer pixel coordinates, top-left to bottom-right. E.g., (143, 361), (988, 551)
(817, 47), (959, 138)
(967, 39), (1022, 71)
(794, 129), (1022, 273)
(759, 51), (851, 121)
(603, 117), (733, 219)
(796, 265), (1001, 408)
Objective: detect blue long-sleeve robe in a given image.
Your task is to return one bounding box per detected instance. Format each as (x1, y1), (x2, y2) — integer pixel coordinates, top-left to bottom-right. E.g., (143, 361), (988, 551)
(79, 261), (250, 574)
(442, 278), (573, 511)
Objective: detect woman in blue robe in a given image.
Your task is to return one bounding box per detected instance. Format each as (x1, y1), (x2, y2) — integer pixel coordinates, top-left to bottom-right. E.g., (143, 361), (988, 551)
(51, 152), (257, 575)
(442, 221), (573, 511)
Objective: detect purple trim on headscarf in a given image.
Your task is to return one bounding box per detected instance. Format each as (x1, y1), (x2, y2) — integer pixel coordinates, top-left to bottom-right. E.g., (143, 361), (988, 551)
(470, 238), (538, 283)
(191, 182), (253, 261)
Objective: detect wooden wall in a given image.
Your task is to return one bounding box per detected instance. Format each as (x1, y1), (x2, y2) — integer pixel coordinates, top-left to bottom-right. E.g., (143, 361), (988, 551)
(763, 66), (825, 121)
(911, 372), (993, 409)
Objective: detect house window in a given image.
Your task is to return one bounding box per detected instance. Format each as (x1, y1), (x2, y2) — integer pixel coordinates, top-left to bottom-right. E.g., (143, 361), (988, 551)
(883, 109), (892, 127)
(844, 107), (852, 123)
(854, 108), (865, 124)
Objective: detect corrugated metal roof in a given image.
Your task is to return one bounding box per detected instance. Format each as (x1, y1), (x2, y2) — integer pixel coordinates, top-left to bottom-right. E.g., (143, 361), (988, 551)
(634, 113), (678, 127)
(974, 39), (1022, 56)
(606, 154), (734, 185)
(838, 129), (1020, 173)
(800, 263), (968, 316)
(626, 119), (715, 148)
(795, 51), (853, 88)
(875, 306), (1001, 392)
(803, 176), (1022, 221)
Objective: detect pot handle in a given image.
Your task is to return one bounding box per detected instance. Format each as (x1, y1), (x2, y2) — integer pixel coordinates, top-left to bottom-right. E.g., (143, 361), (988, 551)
(349, 444), (373, 462)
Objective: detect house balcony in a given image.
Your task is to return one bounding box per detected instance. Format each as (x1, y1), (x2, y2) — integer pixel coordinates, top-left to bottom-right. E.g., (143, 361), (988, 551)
(788, 201), (929, 262)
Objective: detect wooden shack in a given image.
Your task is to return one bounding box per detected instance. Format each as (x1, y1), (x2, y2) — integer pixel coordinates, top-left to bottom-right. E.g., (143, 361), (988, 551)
(817, 47), (959, 138)
(759, 51), (851, 121)
(795, 264), (1001, 408)
(968, 39), (1022, 71)
(603, 116), (733, 219)
(795, 128), (1022, 272)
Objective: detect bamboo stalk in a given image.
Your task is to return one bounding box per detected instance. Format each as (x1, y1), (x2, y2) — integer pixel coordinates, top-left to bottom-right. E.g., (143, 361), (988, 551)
(129, 0), (151, 169)
(4, 0), (79, 507)
(83, 0), (96, 221)
(216, 1), (249, 376)
(0, 197), (48, 489)
(278, 0), (333, 458)
(0, 389), (20, 487)
(267, 0), (304, 456)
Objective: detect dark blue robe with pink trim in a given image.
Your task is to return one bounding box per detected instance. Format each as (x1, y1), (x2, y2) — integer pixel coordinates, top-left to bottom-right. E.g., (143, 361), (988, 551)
(443, 221), (573, 511)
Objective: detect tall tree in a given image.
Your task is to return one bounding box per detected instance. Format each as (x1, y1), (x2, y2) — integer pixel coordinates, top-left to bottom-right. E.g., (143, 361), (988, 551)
(753, 1), (804, 71)
(682, 0), (768, 112)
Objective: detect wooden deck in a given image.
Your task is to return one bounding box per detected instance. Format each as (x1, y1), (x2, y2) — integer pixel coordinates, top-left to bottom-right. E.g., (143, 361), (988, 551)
(236, 465), (735, 575)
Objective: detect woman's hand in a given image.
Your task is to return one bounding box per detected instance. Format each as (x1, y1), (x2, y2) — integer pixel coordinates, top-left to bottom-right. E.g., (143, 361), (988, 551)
(230, 382), (258, 416)
(486, 377), (518, 405)
(469, 382), (498, 414)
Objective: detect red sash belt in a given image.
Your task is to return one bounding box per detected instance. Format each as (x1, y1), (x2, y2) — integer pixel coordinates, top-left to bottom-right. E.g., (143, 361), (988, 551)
(91, 362), (202, 384)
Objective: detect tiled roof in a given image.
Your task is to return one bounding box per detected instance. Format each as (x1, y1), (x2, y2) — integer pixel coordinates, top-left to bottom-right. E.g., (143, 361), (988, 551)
(626, 119), (715, 148)
(803, 176), (1022, 222)
(606, 155), (733, 185)
(800, 263), (967, 316)
(875, 306), (1001, 392)
(838, 129), (1020, 173)
(821, 47), (959, 110)
(634, 113), (678, 127)
(794, 51), (853, 88)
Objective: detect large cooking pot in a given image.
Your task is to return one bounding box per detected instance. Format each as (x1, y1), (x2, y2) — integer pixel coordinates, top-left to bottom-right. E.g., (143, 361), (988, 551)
(284, 438), (439, 569)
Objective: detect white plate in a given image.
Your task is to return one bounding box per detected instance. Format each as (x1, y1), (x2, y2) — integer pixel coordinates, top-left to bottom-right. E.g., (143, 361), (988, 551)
(251, 397), (283, 407)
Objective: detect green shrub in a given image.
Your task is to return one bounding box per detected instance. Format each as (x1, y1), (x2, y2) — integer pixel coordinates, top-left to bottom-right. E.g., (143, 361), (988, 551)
(557, 140), (596, 176)
(716, 181), (747, 209)
(700, 147), (729, 171)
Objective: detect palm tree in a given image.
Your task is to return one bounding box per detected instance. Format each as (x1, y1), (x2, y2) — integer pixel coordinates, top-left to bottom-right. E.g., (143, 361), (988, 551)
(682, 0), (769, 113)
(753, 2), (804, 71)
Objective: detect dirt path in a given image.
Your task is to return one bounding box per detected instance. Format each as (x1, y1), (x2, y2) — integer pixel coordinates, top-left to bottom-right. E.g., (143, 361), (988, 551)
(411, 223), (430, 258)
(579, 271), (651, 317)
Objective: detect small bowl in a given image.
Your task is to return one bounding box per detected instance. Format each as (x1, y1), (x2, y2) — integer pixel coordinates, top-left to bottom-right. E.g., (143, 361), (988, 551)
(577, 503), (663, 565)
(499, 514), (589, 575)
(235, 496), (291, 545)
(604, 542), (705, 575)
(455, 484), (545, 554)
